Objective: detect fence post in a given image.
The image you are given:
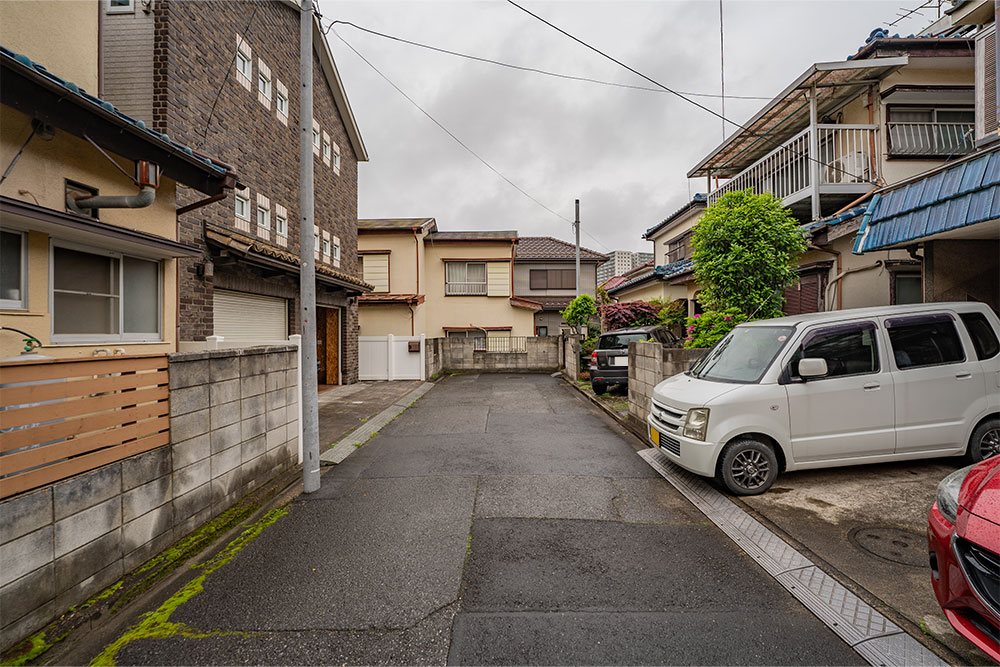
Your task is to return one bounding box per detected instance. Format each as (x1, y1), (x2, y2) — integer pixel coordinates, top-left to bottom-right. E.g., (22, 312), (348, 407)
(419, 333), (426, 381)
(289, 334), (303, 464)
(387, 334), (395, 381)
(206, 335), (223, 351)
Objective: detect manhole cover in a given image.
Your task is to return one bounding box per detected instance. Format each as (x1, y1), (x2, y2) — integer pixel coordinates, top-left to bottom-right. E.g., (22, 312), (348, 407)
(849, 526), (927, 567)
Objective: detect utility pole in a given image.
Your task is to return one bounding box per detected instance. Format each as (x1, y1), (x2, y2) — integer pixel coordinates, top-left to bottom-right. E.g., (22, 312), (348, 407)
(299, 0), (320, 493)
(574, 199), (581, 296)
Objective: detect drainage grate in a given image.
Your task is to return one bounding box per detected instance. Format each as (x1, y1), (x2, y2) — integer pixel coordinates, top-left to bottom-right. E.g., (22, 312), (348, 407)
(850, 526), (927, 567)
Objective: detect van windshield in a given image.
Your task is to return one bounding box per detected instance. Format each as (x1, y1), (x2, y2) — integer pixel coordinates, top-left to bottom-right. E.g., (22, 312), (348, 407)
(690, 326), (795, 383)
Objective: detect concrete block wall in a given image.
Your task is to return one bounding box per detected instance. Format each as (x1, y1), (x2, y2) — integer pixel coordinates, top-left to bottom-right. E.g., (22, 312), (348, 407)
(561, 335), (580, 381)
(627, 342), (707, 424)
(0, 345), (299, 652)
(424, 337), (444, 380)
(434, 337), (562, 373)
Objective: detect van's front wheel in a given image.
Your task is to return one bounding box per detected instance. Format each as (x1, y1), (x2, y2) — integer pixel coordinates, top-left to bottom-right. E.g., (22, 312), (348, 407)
(718, 439), (778, 495)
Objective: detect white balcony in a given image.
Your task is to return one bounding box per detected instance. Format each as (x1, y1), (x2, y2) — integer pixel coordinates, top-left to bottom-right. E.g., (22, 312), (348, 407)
(886, 122), (975, 157)
(706, 124), (877, 220)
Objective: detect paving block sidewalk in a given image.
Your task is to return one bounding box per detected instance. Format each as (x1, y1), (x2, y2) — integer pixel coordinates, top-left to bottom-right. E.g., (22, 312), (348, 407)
(317, 380), (424, 450)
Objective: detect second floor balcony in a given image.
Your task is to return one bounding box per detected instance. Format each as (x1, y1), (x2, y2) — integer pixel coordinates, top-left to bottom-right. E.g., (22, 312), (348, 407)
(886, 121), (975, 157)
(706, 124), (878, 220)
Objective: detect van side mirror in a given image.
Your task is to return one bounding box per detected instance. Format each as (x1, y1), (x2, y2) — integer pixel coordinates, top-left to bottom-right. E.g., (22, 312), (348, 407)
(798, 358), (828, 379)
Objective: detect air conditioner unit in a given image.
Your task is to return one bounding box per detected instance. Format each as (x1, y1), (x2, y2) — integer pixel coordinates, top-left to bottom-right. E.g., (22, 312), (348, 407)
(975, 24), (997, 145)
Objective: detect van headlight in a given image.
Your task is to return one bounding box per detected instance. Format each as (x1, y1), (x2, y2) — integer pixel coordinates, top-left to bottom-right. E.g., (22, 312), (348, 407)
(935, 464), (974, 524)
(683, 408), (710, 441)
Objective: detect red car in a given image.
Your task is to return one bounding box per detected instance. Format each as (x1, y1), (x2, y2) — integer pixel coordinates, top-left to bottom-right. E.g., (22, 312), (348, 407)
(928, 455), (1000, 662)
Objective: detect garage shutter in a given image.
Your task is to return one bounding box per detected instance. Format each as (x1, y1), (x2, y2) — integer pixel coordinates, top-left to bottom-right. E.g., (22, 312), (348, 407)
(213, 290), (288, 343)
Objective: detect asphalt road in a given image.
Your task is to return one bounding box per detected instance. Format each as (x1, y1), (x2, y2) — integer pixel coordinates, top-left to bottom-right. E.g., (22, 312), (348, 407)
(108, 374), (864, 665)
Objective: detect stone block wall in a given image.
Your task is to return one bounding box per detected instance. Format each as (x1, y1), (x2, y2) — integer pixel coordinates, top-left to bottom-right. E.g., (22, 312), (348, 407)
(0, 346), (299, 652)
(433, 337), (562, 373)
(627, 342), (708, 425)
(561, 335), (580, 381)
(424, 337), (444, 380)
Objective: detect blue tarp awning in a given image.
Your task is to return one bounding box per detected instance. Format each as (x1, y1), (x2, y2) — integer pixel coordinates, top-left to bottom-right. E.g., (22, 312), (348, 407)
(853, 146), (1000, 253)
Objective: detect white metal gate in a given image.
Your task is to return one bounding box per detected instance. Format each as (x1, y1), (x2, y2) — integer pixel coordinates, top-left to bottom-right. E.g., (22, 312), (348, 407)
(359, 335), (425, 381)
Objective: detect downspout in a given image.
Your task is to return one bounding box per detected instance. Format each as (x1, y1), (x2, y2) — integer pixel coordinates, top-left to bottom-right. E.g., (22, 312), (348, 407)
(408, 304), (415, 336)
(808, 243), (842, 310)
(825, 260), (884, 311)
(413, 229), (420, 294)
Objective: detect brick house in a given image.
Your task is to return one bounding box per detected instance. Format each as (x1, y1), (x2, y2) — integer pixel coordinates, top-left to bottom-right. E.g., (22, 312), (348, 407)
(101, 0), (370, 384)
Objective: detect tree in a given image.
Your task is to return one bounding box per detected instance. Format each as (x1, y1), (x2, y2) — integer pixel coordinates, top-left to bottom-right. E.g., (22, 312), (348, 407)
(561, 294), (597, 335)
(691, 190), (807, 319)
(597, 301), (660, 331)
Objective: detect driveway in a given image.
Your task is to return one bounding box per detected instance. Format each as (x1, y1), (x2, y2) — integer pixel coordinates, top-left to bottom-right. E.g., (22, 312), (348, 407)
(101, 374), (863, 665)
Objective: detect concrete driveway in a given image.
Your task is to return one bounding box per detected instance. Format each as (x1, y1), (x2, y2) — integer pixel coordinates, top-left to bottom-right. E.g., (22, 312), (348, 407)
(101, 374), (863, 665)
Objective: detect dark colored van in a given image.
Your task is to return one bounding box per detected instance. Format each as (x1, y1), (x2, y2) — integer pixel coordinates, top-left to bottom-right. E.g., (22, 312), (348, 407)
(590, 326), (677, 394)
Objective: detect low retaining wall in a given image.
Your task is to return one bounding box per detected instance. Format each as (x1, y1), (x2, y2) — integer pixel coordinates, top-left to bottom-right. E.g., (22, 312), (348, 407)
(0, 345), (300, 652)
(435, 336), (561, 373)
(561, 334), (580, 381)
(627, 342), (708, 426)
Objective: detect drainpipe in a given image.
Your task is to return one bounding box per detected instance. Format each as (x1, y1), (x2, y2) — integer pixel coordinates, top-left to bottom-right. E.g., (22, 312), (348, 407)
(825, 260), (884, 311)
(66, 185), (155, 214)
(408, 304), (415, 336)
(413, 229), (420, 294)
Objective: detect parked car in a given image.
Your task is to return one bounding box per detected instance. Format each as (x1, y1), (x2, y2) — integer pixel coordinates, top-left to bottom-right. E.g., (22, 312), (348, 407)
(646, 302), (1000, 495)
(927, 456), (1000, 662)
(590, 326), (677, 395)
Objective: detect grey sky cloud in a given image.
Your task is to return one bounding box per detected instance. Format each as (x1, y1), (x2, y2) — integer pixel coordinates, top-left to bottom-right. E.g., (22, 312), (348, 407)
(325, 1), (935, 253)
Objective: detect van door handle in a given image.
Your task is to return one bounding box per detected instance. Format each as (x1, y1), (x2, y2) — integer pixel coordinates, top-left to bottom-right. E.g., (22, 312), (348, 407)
(955, 372), (972, 380)
(863, 382), (880, 391)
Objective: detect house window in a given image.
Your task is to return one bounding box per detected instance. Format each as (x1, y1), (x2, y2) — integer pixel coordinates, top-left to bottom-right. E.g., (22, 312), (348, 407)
(529, 269), (575, 290)
(235, 186), (250, 227)
(1, 230), (27, 310)
(275, 206), (288, 238)
(536, 325), (548, 337)
(106, 0), (134, 14)
(333, 143), (341, 172)
(445, 262), (487, 295)
(322, 134), (332, 166)
(886, 107), (976, 156)
(256, 196), (271, 233)
(667, 231), (693, 263)
(312, 121), (320, 155)
(322, 237), (331, 258)
(332, 238), (341, 261)
(51, 243), (161, 342)
(276, 82), (289, 121)
(235, 37), (253, 87)
(257, 61), (272, 109)
(892, 272), (922, 305)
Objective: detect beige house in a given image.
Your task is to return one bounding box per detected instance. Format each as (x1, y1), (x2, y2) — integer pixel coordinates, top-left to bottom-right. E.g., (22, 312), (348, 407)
(0, 2), (235, 360)
(357, 219), (539, 340)
(645, 28), (987, 316)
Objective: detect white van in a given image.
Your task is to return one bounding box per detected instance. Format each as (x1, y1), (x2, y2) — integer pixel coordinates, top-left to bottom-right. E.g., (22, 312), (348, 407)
(647, 302), (1000, 495)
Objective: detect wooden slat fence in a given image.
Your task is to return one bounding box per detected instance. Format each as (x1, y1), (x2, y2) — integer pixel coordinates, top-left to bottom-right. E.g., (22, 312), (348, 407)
(0, 355), (170, 500)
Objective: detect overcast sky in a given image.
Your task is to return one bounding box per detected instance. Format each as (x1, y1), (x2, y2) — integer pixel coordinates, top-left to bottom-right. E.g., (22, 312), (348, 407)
(321, 0), (938, 254)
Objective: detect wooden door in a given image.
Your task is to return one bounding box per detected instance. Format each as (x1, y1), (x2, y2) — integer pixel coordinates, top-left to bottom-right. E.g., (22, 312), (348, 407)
(316, 308), (328, 385)
(317, 307), (340, 386)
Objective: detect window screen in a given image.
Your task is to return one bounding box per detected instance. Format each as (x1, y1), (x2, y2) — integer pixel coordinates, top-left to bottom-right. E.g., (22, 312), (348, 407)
(886, 314), (965, 369)
(788, 321), (879, 379)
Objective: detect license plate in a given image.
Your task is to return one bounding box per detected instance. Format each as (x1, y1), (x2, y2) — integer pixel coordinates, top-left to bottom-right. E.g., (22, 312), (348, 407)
(613, 356), (628, 367)
(650, 426), (660, 446)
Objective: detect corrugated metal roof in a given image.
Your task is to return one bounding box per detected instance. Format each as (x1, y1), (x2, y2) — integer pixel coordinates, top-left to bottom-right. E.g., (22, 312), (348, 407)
(514, 236), (607, 261)
(853, 145), (1000, 253)
(606, 258), (696, 294)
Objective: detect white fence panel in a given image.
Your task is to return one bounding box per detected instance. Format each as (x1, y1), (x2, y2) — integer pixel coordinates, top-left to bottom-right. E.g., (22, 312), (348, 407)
(359, 337), (390, 381)
(359, 335), (425, 381)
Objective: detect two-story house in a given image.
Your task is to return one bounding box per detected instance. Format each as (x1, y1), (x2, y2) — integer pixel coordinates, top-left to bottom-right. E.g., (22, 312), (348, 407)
(357, 218), (540, 342)
(665, 28), (984, 315)
(512, 237), (607, 335)
(0, 2), (236, 360)
(100, 0), (371, 385)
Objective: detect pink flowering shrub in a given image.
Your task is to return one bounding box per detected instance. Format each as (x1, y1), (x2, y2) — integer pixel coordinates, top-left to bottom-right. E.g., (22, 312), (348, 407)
(683, 308), (748, 348)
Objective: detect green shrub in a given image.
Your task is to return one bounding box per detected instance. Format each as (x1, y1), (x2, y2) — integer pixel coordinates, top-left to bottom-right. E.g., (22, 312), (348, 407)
(683, 308), (748, 348)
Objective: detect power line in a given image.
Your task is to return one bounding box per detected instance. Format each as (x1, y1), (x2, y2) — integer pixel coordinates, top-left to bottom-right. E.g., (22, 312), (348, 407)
(324, 20), (772, 101)
(504, 0), (873, 185)
(197, 3), (260, 148)
(330, 28), (574, 225)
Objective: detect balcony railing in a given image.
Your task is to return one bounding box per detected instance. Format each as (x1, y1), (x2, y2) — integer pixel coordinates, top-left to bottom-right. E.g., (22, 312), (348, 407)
(445, 281), (487, 296)
(707, 124), (876, 205)
(886, 122), (974, 157)
(474, 336), (528, 353)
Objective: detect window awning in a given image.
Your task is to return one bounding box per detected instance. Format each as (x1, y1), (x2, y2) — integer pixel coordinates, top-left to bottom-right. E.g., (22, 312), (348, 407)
(687, 57), (908, 179)
(0, 196), (201, 258)
(853, 146), (1000, 253)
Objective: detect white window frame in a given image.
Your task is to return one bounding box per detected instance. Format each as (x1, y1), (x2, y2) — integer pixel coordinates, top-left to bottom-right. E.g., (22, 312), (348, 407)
(322, 132), (332, 166)
(256, 194), (271, 238)
(235, 186), (251, 221)
(275, 204), (288, 238)
(1, 228), (28, 310)
(106, 0), (134, 14)
(332, 237), (341, 261)
(333, 142), (342, 174)
(314, 225), (321, 260)
(49, 239), (162, 344)
(322, 237), (331, 259)
(445, 261), (488, 296)
(235, 36), (253, 89)
(257, 60), (272, 109)
(312, 121), (321, 156)
(276, 80), (289, 124)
